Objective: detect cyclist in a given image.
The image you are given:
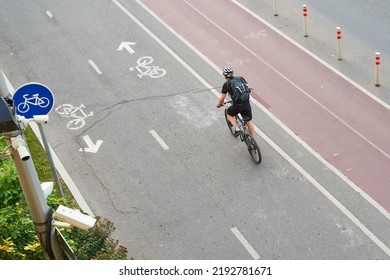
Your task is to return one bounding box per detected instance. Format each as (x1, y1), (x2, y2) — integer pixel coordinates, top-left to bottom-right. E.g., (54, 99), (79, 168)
(216, 66), (255, 137)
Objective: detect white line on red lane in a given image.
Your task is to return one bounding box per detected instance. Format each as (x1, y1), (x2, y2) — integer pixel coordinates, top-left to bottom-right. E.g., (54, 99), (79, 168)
(232, 0), (390, 111)
(182, 0), (390, 160)
(178, 0), (390, 221)
(114, 0), (390, 256)
(134, 0), (390, 219)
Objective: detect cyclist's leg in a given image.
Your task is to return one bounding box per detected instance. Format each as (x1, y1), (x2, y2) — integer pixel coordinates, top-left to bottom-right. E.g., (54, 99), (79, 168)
(246, 121), (255, 137)
(240, 102), (254, 136)
(226, 105), (240, 129)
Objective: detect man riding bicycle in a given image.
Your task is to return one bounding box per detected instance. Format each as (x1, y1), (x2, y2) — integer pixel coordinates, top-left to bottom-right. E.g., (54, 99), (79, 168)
(216, 66), (255, 137)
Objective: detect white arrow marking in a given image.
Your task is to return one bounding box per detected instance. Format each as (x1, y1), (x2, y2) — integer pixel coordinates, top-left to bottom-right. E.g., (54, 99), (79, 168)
(79, 135), (103, 153)
(117, 42), (136, 54)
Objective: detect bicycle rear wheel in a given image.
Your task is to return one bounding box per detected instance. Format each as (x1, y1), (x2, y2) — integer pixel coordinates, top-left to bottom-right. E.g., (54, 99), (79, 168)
(245, 134), (262, 164)
(224, 109), (236, 136)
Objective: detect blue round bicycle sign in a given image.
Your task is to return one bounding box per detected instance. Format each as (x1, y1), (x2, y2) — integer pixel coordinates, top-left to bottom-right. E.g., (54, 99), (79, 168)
(13, 83), (55, 119)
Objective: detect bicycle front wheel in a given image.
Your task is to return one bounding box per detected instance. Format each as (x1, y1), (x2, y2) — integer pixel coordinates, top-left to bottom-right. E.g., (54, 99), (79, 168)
(67, 119), (85, 130)
(224, 109), (236, 136)
(149, 68), (166, 78)
(17, 103), (30, 113)
(39, 97), (50, 108)
(245, 134), (262, 164)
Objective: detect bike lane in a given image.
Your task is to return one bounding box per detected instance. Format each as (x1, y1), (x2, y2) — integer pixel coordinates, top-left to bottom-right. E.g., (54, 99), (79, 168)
(140, 0), (390, 213)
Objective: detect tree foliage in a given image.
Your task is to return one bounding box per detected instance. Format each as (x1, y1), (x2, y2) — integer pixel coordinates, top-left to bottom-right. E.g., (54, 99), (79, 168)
(0, 134), (128, 260)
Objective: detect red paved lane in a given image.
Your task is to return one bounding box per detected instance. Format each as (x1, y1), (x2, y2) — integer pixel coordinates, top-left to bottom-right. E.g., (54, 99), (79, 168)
(141, 0), (390, 212)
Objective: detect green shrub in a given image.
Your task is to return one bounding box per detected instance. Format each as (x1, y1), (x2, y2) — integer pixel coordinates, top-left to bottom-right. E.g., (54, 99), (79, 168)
(1, 132), (129, 260)
(0, 159), (23, 207)
(0, 146), (45, 260)
(61, 217), (128, 260)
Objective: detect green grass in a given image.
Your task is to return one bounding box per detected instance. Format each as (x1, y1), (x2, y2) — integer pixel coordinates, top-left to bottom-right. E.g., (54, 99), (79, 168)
(23, 127), (75, 202)
(1, 127), (128, 259)
(24, 127), (53, 181)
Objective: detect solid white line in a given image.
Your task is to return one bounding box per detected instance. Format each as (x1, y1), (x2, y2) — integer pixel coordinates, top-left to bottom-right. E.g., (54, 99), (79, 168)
(184, 0), (390, 160)
(30, 123), (94, 216)
(231, 227), (261, 260)
(46, 10), (53, 18)
(137, 0), (223, 74)
(88, 59), (102, 75)
(113, 0), (214, 90)
(149, 130), (169, 150)
(250, 97), (390, 221)
(124, 0), (390, 256)
(184, 0), (390, 223)
(253, 125), (390, 257)
(230, 0), (390, 222)
(135, 0), (390, 220)
(232, 0), (390, 111)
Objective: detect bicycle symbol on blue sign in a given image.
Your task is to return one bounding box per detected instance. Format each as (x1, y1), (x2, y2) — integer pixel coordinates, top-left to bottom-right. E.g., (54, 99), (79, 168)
(13, 83), (55, 119)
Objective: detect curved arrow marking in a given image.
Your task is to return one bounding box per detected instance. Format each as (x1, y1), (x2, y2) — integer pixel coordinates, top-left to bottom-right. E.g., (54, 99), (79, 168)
(79, 135), (103, 153)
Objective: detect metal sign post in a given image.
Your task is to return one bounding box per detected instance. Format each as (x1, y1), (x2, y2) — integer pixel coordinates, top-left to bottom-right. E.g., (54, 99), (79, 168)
(1, 77), (74, 259)
(13, 83), (64, 197)
(4, 130), (66, 259)
(37, 123), (64, 198)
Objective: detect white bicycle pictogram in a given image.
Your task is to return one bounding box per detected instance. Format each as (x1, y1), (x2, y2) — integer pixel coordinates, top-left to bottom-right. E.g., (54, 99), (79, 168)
(130, 56), (166, 78)
(55, 103), (94, 130)
(17, 93), (50, 113)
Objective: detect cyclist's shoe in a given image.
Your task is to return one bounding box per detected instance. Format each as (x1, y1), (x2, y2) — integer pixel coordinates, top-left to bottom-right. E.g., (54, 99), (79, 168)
(233, 128), (240, 137)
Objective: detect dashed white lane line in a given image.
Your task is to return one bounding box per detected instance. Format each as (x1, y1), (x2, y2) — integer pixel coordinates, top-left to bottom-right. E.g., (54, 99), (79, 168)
(149, 130), (169, 150)
(231, 227), (261, 260)
(88, 59), (102, 75)
(46, 10), (53, 18)
(126, 0), (390, 256)
(135, 0), (389, 220)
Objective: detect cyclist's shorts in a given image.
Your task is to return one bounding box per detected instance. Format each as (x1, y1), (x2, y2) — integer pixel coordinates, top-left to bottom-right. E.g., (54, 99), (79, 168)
(227, 101), (252, 121)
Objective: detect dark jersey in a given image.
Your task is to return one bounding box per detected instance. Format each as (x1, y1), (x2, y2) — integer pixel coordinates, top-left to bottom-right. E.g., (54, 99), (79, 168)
(222, 76), (252, 120)
(221, 76), (249, 102)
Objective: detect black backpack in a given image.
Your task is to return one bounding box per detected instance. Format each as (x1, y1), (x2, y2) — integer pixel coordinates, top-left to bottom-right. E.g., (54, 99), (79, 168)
(229, 76), (251, 104)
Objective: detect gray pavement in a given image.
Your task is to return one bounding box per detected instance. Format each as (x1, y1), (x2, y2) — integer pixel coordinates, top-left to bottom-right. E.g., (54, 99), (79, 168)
(237, 0), (390, 104)
(0, 0), (389, 259)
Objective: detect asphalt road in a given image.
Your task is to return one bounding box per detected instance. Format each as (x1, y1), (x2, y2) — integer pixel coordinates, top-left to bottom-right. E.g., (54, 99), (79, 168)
(0, 0), (389, 260)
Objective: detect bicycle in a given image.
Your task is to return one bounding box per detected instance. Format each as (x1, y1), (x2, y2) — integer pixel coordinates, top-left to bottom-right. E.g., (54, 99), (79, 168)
(130, 56), (166, 79)
(223, 101), (262, 164)
(55, 103), (94, 130)
(17, 93), (50, 113)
